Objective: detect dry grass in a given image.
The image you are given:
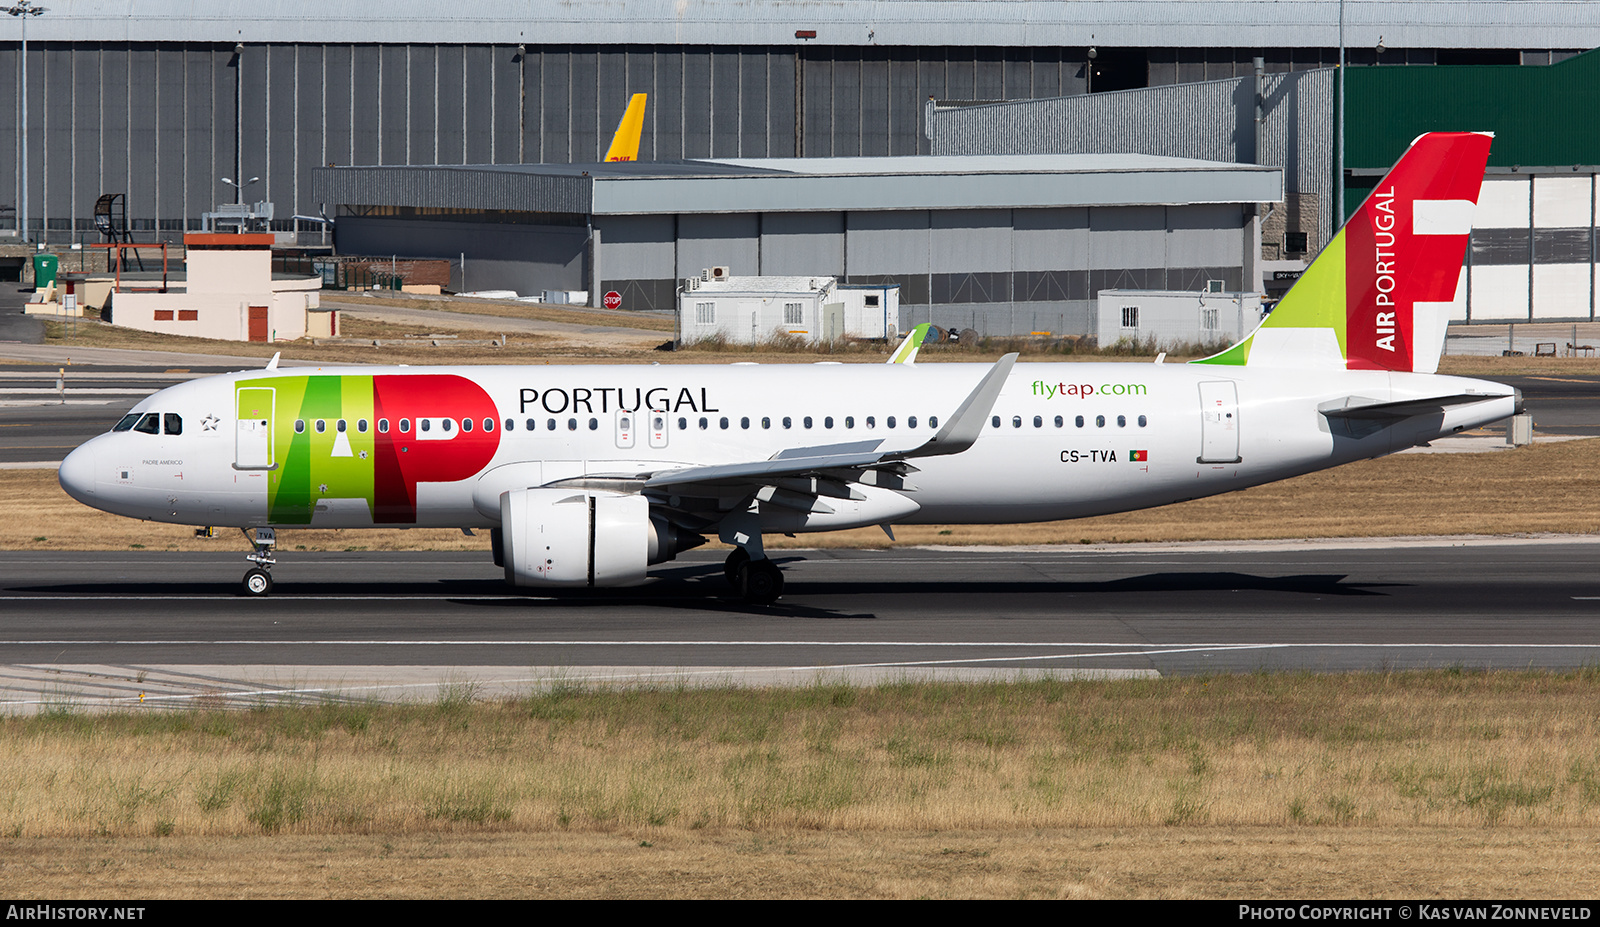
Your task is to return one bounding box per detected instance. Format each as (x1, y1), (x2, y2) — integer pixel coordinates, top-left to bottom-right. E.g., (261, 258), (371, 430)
(9, 436), (1598, 552)
(6, 827), (1596, 898)
(4, 672), (1600, 896)
(321, 292), (677, 331)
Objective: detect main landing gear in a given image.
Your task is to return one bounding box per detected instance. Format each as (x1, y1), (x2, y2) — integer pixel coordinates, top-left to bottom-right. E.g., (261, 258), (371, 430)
(723, 547), (784, 605)
(240, 527), (276, 597)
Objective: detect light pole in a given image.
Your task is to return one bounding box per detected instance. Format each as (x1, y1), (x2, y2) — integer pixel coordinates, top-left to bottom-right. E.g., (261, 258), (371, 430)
(5, 1), (45, 245)
(1336, 0), (1345, 229)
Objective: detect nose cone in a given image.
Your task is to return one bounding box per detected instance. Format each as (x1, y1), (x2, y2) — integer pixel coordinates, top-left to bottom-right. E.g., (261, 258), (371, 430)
(58, 440), (99, 504)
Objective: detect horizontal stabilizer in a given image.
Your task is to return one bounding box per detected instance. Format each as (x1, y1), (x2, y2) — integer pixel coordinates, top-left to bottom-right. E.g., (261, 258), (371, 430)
(1319, 392), (1506, 421)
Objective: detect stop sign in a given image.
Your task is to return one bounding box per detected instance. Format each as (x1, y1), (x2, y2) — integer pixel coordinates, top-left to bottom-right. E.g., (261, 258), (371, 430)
(603, 290), (622, 310)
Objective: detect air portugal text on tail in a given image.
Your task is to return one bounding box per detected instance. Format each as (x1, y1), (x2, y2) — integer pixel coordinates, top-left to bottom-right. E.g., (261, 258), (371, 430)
(56, 132), (1519, 604)
(1197, 131), (1493, 374)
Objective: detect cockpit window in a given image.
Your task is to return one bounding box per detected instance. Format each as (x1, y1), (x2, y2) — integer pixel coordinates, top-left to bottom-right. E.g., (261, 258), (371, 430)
(133, 413), (160, 435)
(163, 413), (182, 436)
(112, 413), (140, 432)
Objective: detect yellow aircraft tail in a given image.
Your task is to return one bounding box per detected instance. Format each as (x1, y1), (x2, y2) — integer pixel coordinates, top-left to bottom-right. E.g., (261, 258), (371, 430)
(603, 93), (648, 162)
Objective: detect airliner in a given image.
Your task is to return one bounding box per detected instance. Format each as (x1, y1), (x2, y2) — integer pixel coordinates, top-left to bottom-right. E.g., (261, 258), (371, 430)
(57, 132), (1517, 603)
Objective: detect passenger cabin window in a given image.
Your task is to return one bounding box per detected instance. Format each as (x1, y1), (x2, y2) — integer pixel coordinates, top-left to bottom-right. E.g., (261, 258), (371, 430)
(928, 416), (938, 428)
(441, 419), (452, 433)
(378, 419), (390, 433)
(357, 419), (368, 433)
(420, 420), (431, 433)
(295, 419), (306, 434)
(163, 413), (182, 435)
(462, 418), (473, 432)
(336, 419), (347, 433)
(316, 420), (326, 433)
(887, 416), (896, 429)
(908, 416), (918, 429)
(484, 418), (495, 432)
(400, 419), (411, 433)
(803, 416), (813, 429)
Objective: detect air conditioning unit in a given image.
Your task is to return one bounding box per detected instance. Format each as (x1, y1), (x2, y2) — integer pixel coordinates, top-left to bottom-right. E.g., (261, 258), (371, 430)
(710, 266), (730, 280)
(1205, 279), (1224, 294)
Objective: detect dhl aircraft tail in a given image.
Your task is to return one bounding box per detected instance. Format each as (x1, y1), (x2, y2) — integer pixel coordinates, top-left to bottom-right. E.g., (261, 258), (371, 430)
(1194, 131), (1493, 374)
(603, 93), (648, 162)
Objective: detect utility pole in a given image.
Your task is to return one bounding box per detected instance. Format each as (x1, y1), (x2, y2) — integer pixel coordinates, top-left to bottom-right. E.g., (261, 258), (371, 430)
(5, 2), (46, 245)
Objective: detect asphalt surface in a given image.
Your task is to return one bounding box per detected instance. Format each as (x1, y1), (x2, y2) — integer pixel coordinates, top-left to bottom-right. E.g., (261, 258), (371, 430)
(2, 541), (1600, 709)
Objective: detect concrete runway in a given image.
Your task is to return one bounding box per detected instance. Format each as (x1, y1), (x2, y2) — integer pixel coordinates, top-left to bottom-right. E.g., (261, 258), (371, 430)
(3, 539), (1600, 710)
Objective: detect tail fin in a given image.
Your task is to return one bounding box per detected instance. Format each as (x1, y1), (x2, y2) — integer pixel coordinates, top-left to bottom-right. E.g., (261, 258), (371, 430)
(887, 323), (932, 364)
(1194, 131), (1493, 373)
(603, 93), (648, 163)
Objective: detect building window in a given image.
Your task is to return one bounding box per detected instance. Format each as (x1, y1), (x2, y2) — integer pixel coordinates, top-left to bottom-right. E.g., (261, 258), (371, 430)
(783, 302), (803, 325)
(1284, 232), (1308, 254)
(1120, 306), (1139, 330)
(696, 302), (715, 324)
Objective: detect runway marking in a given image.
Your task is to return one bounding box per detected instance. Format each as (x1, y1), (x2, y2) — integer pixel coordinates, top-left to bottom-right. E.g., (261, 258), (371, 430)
(0, 639), (1595, 649)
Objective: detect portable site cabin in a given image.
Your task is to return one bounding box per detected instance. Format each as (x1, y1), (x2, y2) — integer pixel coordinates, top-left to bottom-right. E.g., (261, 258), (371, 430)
(1096, 288), (1265, 350)
(676, 274), (900, 344)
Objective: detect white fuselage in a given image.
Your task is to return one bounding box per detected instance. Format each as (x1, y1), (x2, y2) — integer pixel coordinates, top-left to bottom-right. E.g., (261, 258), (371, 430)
(57, 360), (1517, 531)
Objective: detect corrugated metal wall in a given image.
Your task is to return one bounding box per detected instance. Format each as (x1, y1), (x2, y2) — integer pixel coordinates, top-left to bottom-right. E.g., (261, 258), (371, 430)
(929, 69), (1335, 247)
(0, 42), (1121, 241)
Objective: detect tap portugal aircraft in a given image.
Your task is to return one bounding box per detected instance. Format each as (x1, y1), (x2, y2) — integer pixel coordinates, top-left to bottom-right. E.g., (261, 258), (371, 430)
(58, 132), (1518, 603)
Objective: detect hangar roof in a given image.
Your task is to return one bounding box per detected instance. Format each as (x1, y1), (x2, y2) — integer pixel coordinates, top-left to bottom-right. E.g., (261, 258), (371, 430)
(314, 154), (1283, 217)
(20, 1), (1599, 49)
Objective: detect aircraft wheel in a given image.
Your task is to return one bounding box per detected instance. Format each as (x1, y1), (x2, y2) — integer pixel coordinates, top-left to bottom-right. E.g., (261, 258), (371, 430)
(724, 547), (751, 586)
(242, 568), (273, 597)
(738, 560), (784, 605)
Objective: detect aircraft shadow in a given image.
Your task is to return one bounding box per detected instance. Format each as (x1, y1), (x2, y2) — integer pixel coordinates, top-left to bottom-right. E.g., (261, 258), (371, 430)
(4, 568), (1397, 620)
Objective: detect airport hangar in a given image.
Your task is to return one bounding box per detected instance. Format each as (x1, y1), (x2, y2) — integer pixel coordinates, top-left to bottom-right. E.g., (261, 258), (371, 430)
(313, 154), (1281, 337)
(1, 0), (1595, 253)
(932, 50), (1600, 323)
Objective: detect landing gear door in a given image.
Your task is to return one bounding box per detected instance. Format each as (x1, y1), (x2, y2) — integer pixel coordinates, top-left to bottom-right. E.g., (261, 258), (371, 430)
(1198, 380), (1241, 463)
(235, 386), (277, 470)
(648, 409), (669, 449)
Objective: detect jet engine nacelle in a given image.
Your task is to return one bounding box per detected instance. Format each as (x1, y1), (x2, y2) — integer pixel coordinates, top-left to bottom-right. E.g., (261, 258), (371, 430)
(500, 488), (651, 588)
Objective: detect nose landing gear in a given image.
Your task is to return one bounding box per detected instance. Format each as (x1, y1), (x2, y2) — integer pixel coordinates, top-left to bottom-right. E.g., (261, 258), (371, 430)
(240, 526), (276, 596)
